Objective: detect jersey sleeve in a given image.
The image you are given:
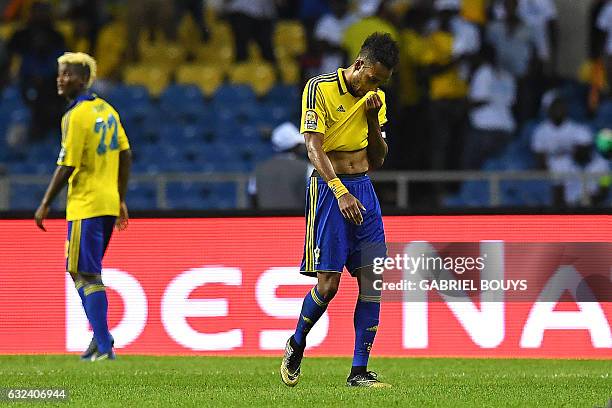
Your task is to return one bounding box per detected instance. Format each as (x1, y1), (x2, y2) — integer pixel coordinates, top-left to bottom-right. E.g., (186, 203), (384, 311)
(57, 109), (85, 167)
(300, 78), (327, 135)
(378, 90), (388, 127)
(116, 114), (130, 151)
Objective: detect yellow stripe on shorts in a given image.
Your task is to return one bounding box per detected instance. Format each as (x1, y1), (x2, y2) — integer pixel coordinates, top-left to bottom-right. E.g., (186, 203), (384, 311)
(68, 220), (82, 273)
(306, 177), (317, 271)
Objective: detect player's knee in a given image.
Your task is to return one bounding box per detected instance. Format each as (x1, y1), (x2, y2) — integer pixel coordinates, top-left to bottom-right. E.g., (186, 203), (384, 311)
(317, 273), (340, 301)
(78, 272), (102, 285)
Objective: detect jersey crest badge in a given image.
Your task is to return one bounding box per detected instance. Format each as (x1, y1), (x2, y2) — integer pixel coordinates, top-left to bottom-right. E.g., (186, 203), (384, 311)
(304, 110), (318, 130)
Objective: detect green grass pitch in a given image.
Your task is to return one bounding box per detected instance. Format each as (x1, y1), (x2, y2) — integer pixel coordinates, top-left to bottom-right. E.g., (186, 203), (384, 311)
(0, 355), (610, 407)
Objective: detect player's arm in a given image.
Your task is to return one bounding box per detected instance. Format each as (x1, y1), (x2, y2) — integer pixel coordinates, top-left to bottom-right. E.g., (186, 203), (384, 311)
(116, 116), (132, 230)
(116, 148), (132, 231)
(301, 79), (365, 224)
(365, 93), (388, 169)
(35, 166), (74, 231)
(35, 109), (84, 231)
(304, 132), (365, 225)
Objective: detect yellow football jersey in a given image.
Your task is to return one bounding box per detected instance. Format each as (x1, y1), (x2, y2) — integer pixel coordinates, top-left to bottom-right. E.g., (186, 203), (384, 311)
(57, 94), (130, 221)
(300, 68), (387, 152)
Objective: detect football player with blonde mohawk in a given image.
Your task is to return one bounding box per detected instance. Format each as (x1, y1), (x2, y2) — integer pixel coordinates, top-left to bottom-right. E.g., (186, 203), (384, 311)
(35, 52), (132, 361)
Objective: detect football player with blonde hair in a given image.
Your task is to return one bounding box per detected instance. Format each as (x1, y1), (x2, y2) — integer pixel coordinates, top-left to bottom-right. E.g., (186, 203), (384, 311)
(35, 52), (132, 361)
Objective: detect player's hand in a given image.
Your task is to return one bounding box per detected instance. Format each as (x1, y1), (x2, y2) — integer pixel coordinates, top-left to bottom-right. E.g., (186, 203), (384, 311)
(365, 92), (383, 120)
(34, 203), (49, 232)
(116, 201), (129, 231)
(337, 193), (366, 225)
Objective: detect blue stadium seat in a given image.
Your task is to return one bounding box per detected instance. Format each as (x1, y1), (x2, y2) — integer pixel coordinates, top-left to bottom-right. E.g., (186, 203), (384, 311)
(166, 181), (204, 209)
(159, 84), (207, 121)
(264, 84), (299, 105)
(443, 194), (466, 207)
(209, 182), (237, 208)
(1, 85), (26, 115)
(501, 180), (552, 206)
(140, 108), (165, 143)
(240, 140), (274, 163)
(9, 184), (46, 209)
(127, 182), (157, 210)
(459, 180), (490, 207)
(106, 85), (150, 106)
(213, 84), (256, 106)
(9, 108), (31, 125)
(166, 181), (238, 209)
(105, 85), (152, 121)
(594, 100), (612, 129)
(9, 162), (38, 174)
(214, 118), (242, 140)
(259, 103), (295, 125)
(2, 85), (21, 103)
(481, 158), (505, 171)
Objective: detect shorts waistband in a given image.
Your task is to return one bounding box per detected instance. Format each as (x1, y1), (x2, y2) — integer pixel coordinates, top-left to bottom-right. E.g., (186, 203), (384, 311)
(311, 170), (368, 179)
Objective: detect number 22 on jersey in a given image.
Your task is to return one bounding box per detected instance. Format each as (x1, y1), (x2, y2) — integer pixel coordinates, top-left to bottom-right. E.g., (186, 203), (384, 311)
(95, 114), (119, 155)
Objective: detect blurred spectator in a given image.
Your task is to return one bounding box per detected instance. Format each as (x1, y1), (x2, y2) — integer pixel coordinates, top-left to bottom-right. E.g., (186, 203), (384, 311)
(463, 45), (516, 169)
(312, 0), (358, 75)
(297, 0), (330, 38)
(59, 0), (108, 54)
(7, 1), (66, 141)
(583, 0), (609, 111)
(461, 0), (489, 27)
(487, 0), (539, 122)
(423, 0), (480, 172)
(126, 0), (175, 61)
(342, 1), (398, 62)
(549, 147), (610, 207)
(249, 122), (312, 209)
(355, 0), (383, 17)
(531, 92), (592, 169)
(596, 0), (612, 89)
(175, 0), (210, 43)
(276, 0), (300, 19)
(530, 92), (608, 206)
(396, 4), (430, 171)
(492, 0), (558, 74)
(226, 0), (277, 63)
(590, 0), (608, 59)
(0, 37), (9, 91)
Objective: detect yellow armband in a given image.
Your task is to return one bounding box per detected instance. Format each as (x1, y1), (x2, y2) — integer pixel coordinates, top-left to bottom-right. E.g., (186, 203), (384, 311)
(327, 178), (349, 199)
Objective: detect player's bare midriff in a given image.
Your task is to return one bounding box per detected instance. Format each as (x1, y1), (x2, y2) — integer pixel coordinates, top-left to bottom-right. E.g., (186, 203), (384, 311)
(327, 148), (369, 174)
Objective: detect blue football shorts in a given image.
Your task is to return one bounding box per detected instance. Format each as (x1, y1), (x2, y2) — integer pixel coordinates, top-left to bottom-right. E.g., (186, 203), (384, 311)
(66, 216), (116, 275)
(300, 173), (387, 277)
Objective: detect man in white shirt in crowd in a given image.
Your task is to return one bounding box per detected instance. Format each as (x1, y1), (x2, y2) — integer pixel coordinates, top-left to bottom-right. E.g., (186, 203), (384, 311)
(487, 0), (541, 121)
(492, 0), (558, 72)
(313, 0), (358, 75)
(463, 45), (517, 169)
(531, 92), (609, 206)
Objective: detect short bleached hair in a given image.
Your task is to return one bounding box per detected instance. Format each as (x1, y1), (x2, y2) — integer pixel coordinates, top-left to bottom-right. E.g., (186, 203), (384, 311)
(57, 52), (97, 89)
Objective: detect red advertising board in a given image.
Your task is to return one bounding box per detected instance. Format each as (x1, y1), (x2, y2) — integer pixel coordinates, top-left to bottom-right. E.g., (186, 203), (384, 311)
(0, 215), (610, 358)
